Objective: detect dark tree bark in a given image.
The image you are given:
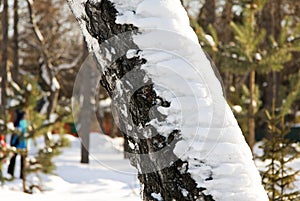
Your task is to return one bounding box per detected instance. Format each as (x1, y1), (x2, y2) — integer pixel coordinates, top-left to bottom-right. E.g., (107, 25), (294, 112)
(1, 0), (8, 122)
(12, 0), (19, 83)
(79, 80), (91, 164)
(216, 0), (233, 44)
(259, 1), (283, 112)
(197, 0), (216, 33)
(248, 69), (256, 151)
(215, 0), (234, 94)
(80, 39), (91, 164)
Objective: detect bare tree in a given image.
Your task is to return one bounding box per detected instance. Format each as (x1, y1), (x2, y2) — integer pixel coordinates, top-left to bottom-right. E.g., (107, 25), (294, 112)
(24, 0), (82, 146)
(79, 41), (91, 164)
(198, 0), (216, 32)
(1, 0), (8, 124)
(12, 0), (19, 83)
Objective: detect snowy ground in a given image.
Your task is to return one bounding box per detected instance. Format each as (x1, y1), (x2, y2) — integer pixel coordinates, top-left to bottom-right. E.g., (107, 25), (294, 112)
(0, 133), (140, 201)
(1, 134), (299, 200)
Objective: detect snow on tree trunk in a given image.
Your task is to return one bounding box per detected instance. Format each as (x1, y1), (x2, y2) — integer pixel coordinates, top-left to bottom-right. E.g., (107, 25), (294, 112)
(67, 0), (268, 200)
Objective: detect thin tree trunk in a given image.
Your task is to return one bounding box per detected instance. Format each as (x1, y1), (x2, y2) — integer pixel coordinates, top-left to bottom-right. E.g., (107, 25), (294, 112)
(1, 0), (8, 124)
(46, 90), (59, 119)
(80, 39), (90, 164)
(12, 0), (19, 83)
(248, 69), (256, 151)
(260, 1), (282, 112)
(79, 89), (90, 164)
(270, 0), (282, 112)
(218, 0), (233, 43)
(197, 0), (216, 32)
(216, 0), (233, 93)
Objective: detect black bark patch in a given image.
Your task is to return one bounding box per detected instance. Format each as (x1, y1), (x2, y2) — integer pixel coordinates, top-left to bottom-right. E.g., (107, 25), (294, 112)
(85, 0), (137, 44)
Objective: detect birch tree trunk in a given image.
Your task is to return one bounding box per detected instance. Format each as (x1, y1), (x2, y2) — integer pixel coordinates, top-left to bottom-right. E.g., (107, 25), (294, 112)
(68, 1), (268, 200)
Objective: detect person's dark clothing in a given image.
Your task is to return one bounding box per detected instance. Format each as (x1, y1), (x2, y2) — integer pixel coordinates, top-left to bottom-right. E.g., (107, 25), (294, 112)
(7, 153), (25, 179)
(7, 110), (27, 179)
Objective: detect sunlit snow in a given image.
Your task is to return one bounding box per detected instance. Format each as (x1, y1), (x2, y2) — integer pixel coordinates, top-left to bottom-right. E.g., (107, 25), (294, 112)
(1, 134), (139, 201)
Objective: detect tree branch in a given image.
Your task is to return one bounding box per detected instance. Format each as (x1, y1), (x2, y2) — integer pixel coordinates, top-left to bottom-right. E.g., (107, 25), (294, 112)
(55, 53), (83, 73)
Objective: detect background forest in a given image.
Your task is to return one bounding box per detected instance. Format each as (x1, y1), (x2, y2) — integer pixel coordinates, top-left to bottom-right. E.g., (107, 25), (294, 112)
(0, 0), (300, 200)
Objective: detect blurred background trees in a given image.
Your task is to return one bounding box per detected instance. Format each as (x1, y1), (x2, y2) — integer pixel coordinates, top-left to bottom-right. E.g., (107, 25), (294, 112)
(0, 0), (83, 192)
(0, 0), (121, 191)
(187, 0), (300, 148)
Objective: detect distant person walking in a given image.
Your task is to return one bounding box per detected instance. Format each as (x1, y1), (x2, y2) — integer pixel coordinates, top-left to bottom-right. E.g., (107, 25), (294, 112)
(7, 110), (28, 179)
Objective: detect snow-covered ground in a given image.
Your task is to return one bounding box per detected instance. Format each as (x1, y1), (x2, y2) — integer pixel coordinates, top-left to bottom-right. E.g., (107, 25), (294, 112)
(0, 133), (140, 201)
(1, 133), (299, 200)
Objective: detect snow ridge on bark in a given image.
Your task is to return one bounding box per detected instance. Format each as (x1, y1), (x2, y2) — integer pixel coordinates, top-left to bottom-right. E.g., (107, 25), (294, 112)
(110, 1), (268, 200)
(67, 0), (268, 200)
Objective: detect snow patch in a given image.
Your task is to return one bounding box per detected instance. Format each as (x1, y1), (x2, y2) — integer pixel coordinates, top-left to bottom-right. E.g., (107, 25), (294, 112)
(51, 77), (60, 91)
(26, 83), (32, 91)
(41, 65), (51, 85)
(205, 34), (216, 47)
(8, 99), (20, 107)
(1, 133), (139, 201)
(99, 98), (112, 108)
(151, 192), (163, 201)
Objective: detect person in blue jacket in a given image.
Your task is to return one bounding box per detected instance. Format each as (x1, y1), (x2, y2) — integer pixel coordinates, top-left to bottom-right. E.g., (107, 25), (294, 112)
(7, 111), (28, 179)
